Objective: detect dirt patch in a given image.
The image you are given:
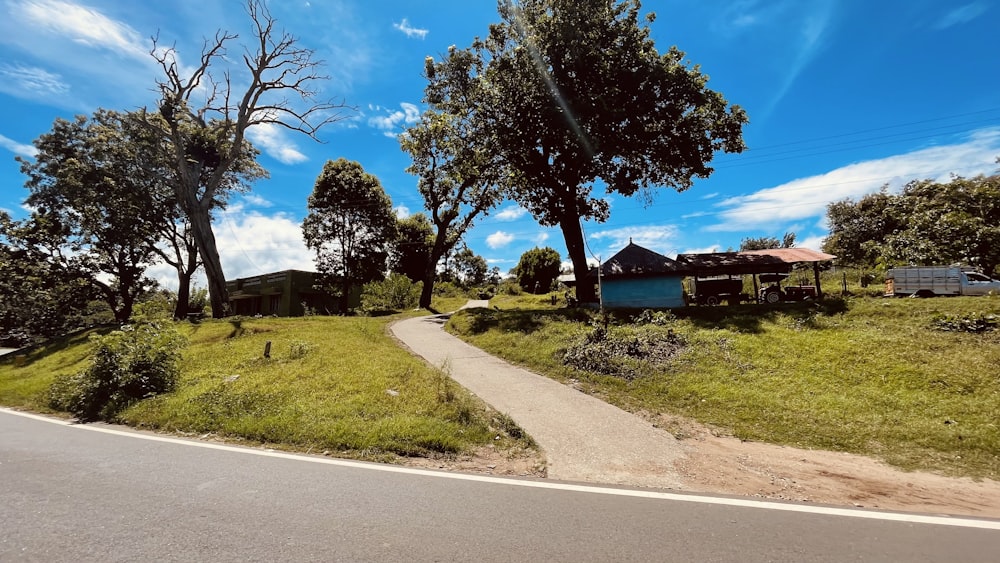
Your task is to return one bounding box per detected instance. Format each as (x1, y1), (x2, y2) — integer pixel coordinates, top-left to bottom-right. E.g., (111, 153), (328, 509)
(400, 444), (547, 479)
(655, 412), (1000, 517)
(409, 412), (1000, 519)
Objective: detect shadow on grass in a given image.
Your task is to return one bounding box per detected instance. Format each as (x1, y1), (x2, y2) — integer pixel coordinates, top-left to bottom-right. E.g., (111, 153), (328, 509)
(455, 307), (592, 335)
(454, 298), (850, 336)
(0, 325), (115, 371)
(668, 297), (849, 333)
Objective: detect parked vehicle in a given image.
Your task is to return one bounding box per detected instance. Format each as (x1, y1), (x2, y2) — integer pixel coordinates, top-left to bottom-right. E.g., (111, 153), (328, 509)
(885, 266), (1000, 297)
(757, 273), (817, 303)
(691, 276), (744, 306)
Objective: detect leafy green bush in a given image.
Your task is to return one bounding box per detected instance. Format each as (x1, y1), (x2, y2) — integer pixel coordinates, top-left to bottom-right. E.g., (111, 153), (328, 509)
(432, 280), (464, 297)
(49, 306), (187, 421)
(361, 273), (421, 313)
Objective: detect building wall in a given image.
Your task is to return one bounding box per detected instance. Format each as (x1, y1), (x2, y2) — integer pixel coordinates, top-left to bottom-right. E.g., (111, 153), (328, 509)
(602, 276), (686, 309)
(226, 270), (340, 317)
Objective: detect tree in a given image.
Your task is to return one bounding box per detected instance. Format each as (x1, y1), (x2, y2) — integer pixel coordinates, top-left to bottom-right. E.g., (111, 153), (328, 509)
(452, 245), (489, 288)
(302, 159), (398, 313)
(822, 189), (901, 268)
(16, 111), (167, 323)
(823, 176), (1000, 275)
(401, 46), (505, 309)
(481, 0), (747, 302)
(0, 211), (98, 344)
(391, 213), (435, 283)
(139, 0), (351, 318)
(740, 232), (795, 251)
(884, 176), (1000, 275)
(513, 247), (562, 293)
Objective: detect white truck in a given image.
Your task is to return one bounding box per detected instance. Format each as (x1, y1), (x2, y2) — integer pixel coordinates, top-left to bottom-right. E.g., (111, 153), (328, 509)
(885, 266), (1000, 297)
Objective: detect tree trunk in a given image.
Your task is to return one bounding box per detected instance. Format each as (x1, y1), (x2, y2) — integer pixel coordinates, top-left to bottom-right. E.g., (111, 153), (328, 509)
(173, 270), (191, 320)
(558, 217), (597, 302)
(419, 227), (451, 309)
(339, 277), (351, 314)
(188, 208), (229, 318)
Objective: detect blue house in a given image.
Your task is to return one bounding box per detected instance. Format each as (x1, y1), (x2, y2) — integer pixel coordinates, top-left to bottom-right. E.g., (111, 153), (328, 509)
(599, 241), (688, 309)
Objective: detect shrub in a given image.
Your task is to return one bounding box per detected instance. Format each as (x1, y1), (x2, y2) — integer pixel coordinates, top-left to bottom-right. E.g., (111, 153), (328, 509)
(48, 305), (187, 421)
(361, 273), (422, 313)
(562, 324), (686, 380)
(432, 280), (464, 298)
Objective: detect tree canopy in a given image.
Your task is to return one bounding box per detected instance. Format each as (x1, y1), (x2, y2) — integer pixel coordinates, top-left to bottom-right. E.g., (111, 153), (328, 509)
(391, 213), (435, 283)
(513, 246), (563, 293)
(480, 0), (747, 301)
(740, 232), (796, 251)
(401, 46), (505, 308)
(823, 175), (1000, 275)
(14, 111), (167, 322)
(302, 158), (398, 313)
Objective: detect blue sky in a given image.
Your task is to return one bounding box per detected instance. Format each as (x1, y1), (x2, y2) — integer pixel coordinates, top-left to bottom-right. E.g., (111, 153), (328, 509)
(1, 0), (998, 288)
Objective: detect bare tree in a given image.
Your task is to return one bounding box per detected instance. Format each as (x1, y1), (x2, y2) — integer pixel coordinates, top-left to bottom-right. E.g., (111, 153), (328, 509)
(140, 0), (353, 318)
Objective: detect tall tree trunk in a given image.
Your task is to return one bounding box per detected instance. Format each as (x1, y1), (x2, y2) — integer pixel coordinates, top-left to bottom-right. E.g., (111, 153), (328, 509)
(339, 277), (351, 314)
(188, 208), (229, 318)
(559, 216), (597, 303)
(173, 270), (191, 320)
(419, 228), (450, 309)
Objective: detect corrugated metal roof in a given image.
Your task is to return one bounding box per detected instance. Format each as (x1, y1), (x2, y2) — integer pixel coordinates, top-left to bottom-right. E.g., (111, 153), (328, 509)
(739, 248), (837, 263)
(600, 242), (687, 277)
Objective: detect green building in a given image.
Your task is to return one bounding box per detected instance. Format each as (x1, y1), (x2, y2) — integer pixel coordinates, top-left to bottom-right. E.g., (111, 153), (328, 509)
(226, 270), (340, 316)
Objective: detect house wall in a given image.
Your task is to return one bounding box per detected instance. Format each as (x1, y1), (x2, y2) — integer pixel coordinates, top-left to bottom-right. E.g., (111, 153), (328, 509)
(602, 276), (686, 309)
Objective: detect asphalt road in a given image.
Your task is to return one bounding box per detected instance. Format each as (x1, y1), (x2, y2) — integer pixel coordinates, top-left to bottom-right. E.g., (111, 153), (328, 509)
(2, 409), (998, 562)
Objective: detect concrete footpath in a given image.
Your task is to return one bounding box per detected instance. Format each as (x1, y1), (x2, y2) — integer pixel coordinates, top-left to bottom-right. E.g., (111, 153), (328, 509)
(390, 302), (685, 489)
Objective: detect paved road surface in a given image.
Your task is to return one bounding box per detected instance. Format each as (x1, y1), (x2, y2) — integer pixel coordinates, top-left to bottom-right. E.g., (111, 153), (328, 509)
(2, 409), (998, 562)
(391, 309), (686, 488)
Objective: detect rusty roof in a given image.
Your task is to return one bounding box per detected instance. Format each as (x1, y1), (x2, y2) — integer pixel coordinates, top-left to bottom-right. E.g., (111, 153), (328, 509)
(739, 248), (837, 263)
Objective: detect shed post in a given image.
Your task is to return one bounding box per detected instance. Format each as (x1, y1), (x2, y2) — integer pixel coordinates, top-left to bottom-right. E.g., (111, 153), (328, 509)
(814, 263), (823, 299)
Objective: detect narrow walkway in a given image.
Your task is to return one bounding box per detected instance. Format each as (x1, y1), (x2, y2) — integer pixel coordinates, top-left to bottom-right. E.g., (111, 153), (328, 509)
(391, 302), (685, 489)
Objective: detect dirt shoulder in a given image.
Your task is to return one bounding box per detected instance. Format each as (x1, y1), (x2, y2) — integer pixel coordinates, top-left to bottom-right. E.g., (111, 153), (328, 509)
(402, 412), (1000, 519)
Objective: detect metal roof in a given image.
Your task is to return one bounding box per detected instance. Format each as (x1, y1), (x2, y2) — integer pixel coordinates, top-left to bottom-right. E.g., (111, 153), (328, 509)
(739, 248), (837, 263)
(600, 242), (687, 278)
(676, 248), (836, 276)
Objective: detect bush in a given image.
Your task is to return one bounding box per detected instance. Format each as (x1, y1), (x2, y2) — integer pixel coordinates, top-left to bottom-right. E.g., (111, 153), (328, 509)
(562, 324), (685, 380)
(48, 305), (187, 421)
(432, 280), (464, 298)
(361, 273), (422, 313)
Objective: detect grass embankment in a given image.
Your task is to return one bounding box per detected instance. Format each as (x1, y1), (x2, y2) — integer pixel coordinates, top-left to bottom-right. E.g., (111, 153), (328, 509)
(0, 312), (535, 463)
(448, 293), (1000, 478)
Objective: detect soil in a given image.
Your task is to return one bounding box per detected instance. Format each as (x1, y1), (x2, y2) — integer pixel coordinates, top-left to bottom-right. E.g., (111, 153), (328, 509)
(402, 413), (1000, 519)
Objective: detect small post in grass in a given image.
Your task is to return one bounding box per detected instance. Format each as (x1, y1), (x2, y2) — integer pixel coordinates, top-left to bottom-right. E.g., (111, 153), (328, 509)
(263, 340), (271, 359)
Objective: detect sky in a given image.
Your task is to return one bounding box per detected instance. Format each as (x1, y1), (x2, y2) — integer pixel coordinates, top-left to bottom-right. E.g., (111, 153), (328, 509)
(1, 0), (998, 289)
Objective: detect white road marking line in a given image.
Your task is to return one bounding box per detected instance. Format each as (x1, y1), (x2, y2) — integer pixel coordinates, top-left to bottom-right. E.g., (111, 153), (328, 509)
(4, 407), (999, 530)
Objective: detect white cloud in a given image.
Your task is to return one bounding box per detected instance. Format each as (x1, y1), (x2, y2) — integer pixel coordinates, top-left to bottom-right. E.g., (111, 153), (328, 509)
(246, 123), (308, 165)
(486, 231), (515, 249)
(534, 231), (549, 245)
(701, 192), (720, 200)
(709, 127), (1000, 232)
(0, 133), (37, 157)
(15, 0), (147, 59)
(393, 18), (428, 39)
(394, 205), (411, 218)
(368, 102), (422, 136)
(589, 224), (679, 257)
(0, 64), (69, 97)
(241, 194), (273, 208)
(495, 205), (528, 221)
(681, 245), (724, 256)
(796, 235), (827, 252)
(934, 3), (989, 29)
(216, 209), (314, 280)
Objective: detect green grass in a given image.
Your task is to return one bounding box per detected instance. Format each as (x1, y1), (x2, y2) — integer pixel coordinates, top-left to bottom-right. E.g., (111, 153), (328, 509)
(447, 295), (1000, 479)
(0, 313), (536, 462)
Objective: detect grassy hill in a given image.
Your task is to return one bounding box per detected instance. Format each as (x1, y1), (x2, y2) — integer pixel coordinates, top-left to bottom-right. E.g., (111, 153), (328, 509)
(0, 311), (536, 463)
(447, 293), (1000, 479)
